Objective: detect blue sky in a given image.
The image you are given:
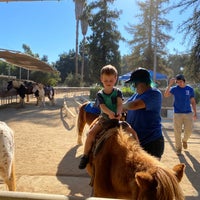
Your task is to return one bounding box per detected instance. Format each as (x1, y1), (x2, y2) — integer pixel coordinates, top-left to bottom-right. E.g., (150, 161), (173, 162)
(0, 0), (193, 63)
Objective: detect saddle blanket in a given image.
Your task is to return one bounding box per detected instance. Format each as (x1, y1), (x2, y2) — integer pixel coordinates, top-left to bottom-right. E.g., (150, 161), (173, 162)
(84, 102), (101, 115)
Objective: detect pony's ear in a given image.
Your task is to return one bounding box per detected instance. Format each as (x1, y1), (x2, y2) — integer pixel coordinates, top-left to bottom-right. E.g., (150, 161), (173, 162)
(172, 163), (185, 182)
(135, 172), (157, 190)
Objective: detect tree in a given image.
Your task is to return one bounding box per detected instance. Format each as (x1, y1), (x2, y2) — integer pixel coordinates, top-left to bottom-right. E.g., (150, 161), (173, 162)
(22, 44), (60, 85)
(185, 36), (200, 82)
(174, 0), (199, 41)
(166, 54), (190, 77)
(80, 5), (89, 83)
(55, 50), (76, 83)
(173, 0), (200, 82)
(87, 0), (122, 83)
(126, 0), (172, 71)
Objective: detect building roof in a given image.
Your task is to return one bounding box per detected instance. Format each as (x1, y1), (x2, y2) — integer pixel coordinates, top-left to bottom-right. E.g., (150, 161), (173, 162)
(0, 49), (57, 73)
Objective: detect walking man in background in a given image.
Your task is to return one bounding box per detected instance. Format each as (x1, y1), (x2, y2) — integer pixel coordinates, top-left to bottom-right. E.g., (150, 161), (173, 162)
(164, 74), (197, 155)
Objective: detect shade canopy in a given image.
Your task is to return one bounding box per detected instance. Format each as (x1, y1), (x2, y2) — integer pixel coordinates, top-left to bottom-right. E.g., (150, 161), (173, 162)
(0, 49), (56, 73)
(119, 70), (167, 81)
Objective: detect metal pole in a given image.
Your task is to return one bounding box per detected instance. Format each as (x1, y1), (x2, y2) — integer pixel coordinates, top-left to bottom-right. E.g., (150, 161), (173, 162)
(19, 67), (21, 80)
(81, 35), (85, 82)
(75, 19), (79, 77)
(153, 0), (158, 82)
(27, 69), (29, 80)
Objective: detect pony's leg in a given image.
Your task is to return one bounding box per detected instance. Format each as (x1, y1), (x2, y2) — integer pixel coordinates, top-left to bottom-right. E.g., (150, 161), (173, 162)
(90, 188), (94, 197)
(19, 98), (25, 107)
(37, 97), (41, 107)
(77, 133), (83, 145)
(26, 95), (29, 102)
(5, 161), (16, 191)
(52, 97), (55, 106)
(42, 96), (45, 107)
(77, 119), (86, 145)
(77, 120), (86, 145)
(35, 97), (38, 106)
(36, 97), (39, 106)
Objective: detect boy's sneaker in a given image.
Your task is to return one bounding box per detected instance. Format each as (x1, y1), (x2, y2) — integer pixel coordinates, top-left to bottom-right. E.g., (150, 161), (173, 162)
(182, 141), (188, 149)
(176, 149), (182, 155)
(79, 155), (89, 169)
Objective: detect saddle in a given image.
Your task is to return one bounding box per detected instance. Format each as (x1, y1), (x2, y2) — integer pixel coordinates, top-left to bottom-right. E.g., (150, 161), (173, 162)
(89, 119), (129, 187)
(92, 119), (129, 156)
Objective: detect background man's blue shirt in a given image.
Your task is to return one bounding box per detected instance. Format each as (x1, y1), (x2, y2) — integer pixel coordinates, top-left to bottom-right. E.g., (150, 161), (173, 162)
(170, 85), (194, 113)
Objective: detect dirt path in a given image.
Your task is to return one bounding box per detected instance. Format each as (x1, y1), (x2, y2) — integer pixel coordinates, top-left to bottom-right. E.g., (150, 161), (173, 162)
(0, 93), (200, 199)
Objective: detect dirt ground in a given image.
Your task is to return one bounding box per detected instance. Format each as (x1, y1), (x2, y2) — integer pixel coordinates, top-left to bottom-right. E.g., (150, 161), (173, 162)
(0, 92), (200, 199)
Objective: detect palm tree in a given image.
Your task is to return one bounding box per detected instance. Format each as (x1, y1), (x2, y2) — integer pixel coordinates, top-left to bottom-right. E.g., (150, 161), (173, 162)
(74, 0), (85, 77)
(80, 7), (89, 82)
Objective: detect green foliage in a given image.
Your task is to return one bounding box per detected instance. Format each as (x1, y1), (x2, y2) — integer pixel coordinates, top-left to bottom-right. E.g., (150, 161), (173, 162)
(121, 86), (134, 97)
(89, 86), (134, 101)
(30, 71), (60, 86)
(126, 0), (172, 70)
(64, 73), (82, 87)
(55, 50), (76, 83)
(185, 37), (200, 83)
(89, 86), (102, 100)
(194, 88), (200, 104)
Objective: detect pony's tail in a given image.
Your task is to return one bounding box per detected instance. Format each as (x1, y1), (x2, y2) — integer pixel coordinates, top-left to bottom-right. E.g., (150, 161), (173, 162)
(155, 167), (184, 200)
(77, 103), (86, 145)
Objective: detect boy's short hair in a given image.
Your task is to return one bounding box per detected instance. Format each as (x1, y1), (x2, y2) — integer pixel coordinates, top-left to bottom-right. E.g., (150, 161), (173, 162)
(101, 65), (118, 77)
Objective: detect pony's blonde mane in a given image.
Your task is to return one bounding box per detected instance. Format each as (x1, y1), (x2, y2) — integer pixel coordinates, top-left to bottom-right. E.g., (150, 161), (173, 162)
(155, 167), (184, 200)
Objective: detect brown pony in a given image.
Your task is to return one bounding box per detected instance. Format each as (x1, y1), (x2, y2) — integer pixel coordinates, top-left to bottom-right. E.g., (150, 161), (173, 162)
(86, 121), (185, 200)
(77, 102), (100, 145)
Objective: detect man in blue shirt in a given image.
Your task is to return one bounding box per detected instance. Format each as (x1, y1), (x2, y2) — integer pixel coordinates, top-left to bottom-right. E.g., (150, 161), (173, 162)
(123, 68), (164, 160)
(164, 74), (197, 155)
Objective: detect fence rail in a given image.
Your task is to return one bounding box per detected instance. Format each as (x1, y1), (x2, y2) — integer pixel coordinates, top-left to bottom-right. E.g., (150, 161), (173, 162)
(0, 191), (115, 200)
(0, 90), (18, 106)
(0, 87), (91, 107)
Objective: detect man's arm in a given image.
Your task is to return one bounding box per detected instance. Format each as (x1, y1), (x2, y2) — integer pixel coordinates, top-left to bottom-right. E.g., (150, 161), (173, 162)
(164, 78), (175, 98)
(116, 97), (123, 118)
(190, 97), (197, 120)
(123, 99), (145, 111)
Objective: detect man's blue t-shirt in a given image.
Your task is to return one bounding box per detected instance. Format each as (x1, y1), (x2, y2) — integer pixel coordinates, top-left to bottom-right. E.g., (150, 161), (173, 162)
(126, 88), (162, 146)
(170, 85), (194, 113)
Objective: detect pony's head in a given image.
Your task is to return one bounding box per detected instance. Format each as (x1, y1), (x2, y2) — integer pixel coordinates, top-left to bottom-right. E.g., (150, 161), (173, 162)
(32, 83), (39, 93)
(135, 163), (185, 200)
(44, 85), (54, 100)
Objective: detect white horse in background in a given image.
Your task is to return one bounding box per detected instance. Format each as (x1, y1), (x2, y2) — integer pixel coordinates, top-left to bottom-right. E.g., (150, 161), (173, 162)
(32, 83), (45, 107)
(0, 121), (16, 191)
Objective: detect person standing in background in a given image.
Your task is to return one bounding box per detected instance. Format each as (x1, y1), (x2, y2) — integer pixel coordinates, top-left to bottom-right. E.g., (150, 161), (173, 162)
(164, 74), (197, 155)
